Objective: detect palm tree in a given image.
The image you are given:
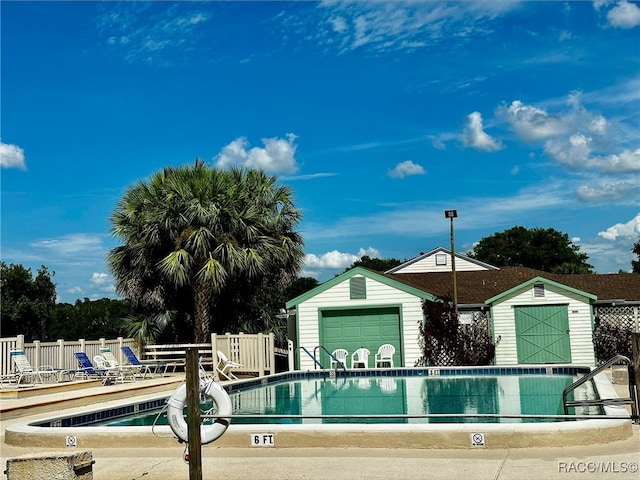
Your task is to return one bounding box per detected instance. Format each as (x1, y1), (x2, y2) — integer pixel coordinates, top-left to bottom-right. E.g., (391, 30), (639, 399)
(107, 161), (304, 342)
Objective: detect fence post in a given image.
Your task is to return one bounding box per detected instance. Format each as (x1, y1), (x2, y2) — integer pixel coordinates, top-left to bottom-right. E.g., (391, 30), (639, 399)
(57, 339), (65, 369)
(268, 333), (275, 375)
(33, 340), (41, 369)
(17, 335), (25, 350)
(287, 339), (295, 371)
(117, 337), (124, 364)
(210, 334), (219, 380)
(257, 333), (265, 377)
(79, 339), (86, 354)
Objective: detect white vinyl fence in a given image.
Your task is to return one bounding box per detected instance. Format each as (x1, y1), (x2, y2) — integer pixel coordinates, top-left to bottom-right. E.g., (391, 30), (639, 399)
(0, 335), (137, 375)
(1, 332), (289, 378)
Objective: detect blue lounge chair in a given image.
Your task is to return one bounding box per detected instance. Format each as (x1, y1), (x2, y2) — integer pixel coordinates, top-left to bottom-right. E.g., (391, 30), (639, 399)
(73, 351), (110, 379)
(121, 346), (172, 376)
(100, 347), (148, 379)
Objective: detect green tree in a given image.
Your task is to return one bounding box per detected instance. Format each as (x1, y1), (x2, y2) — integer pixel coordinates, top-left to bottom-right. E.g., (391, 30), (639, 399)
(1, 262), (56, 341)
(343, 255), (403, 273)
(107, 161), (304, 343)
(467, 226), (593, 273)
(632, 239), (640, 274)
(49, 298), (132, 340)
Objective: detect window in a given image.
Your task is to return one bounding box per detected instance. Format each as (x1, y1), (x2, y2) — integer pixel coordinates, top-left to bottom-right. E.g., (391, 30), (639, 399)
(533, 283), (545, 298)
(350, 276), (366, 299)
(435, 253), (447, 266)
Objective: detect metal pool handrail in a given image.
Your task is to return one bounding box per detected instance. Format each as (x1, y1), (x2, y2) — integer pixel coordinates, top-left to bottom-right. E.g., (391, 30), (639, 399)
(562, 354), (638, 422)
(299, 346), (324, 369)
(299, 346), (347, 370)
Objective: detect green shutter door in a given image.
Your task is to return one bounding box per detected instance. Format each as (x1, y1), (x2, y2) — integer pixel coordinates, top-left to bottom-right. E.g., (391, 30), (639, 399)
(320, 307), (402, 368)
(514, 305), (571, 364)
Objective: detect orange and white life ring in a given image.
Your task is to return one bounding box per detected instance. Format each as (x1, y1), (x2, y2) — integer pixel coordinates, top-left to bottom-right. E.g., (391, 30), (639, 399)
(166, 379), (232, 444)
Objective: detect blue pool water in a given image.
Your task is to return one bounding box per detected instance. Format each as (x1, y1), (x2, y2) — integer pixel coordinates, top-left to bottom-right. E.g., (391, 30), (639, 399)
(35, 367), (601, 427)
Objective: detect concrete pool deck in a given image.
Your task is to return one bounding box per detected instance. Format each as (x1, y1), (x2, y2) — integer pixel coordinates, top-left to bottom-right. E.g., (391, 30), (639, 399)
(1, 370), (638, 479)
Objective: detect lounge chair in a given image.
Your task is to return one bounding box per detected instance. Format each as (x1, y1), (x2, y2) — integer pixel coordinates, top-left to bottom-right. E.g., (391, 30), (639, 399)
(121, 346), (172, 376)
(330, 348), (349, 369)
(10, 349), (68, 385)
(0, 372), (18, 389)
(375, 344), (395, 368)
(351, 348), (370, 369)
(94, 355), (136, 383)
(74, 351), (106, 377)
(100, 347), (149, 379)
(216, 351), (243, 380)
(73, 351), (119, 384)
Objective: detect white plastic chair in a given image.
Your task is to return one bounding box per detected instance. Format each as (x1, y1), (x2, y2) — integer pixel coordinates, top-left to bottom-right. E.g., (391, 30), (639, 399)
(350, 348), (370, 369)
(216, 351), (243, 380)
(101, 347), (150, 379)
(93, 355), (135, 383)
(330, 349), (348, 369)
(375, 344), (395, 368)
(10, 349), (67, 384)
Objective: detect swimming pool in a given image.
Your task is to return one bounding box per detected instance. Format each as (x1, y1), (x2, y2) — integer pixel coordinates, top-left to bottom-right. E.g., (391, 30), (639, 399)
(87, 372), (600, 426)
(6, 366), (634, 449)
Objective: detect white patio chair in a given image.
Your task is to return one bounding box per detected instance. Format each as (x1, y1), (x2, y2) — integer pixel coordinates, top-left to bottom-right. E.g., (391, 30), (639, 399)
(375, 344), (395, 368)
(94, 355), (135, 383)
(100, 347), (150, 379)
(330, 349), (349, 369)
(216, 351), (243, 380)
(350, 348), (370, 369)
(10, 349), (67, 385)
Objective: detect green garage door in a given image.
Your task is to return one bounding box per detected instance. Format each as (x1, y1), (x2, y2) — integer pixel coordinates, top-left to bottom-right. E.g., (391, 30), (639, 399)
(515, 305), (571, 364)
(320, 307), (402, 368)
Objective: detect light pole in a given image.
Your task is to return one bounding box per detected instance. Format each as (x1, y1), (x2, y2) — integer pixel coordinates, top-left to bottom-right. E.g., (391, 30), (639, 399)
(444, 209), (458, 317)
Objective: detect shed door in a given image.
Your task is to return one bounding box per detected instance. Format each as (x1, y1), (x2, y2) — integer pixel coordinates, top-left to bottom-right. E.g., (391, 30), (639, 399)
(320, 307), (402, 368)
(514, 305), (571, 364)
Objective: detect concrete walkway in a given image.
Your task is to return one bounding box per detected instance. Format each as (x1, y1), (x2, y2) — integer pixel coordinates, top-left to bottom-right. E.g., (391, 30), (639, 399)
(1, 372), (638, 480)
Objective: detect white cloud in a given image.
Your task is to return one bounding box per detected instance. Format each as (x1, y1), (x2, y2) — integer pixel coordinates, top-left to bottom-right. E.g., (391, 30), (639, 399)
(0, 142), (26, 170)
(545, 136), (640, 173)
(91, 272), (110, 286)
(597, 213), (640, 240)
(31, 233), (104, 257)
(303, 247), (380, 270)
(605, 1), (640, 29)
(461, 112), (503, 152)
(496, 100), (570, 142)
(576, 182), (638, 202)
(312, 1), (522, 54)
(388, 160), (425, 179)
(215, 133), (299, 174)
(98, 3), (211, 65)
(544, 133), (592, 169)
(304, 250), (359, 269)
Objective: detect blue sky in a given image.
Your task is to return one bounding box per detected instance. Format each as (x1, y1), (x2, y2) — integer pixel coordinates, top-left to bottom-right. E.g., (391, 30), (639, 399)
(2, 1), (639, 304)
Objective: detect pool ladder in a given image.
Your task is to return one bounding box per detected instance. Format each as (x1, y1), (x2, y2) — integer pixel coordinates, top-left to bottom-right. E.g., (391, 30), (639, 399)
(562, 355), (639, 423)
(299, 346), (347, 370)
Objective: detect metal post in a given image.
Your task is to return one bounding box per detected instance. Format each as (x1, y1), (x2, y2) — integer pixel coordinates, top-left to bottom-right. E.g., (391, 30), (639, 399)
(186, 348), (202, 480)
(632, 332), (640, 422)
(444, 210), (458, 317)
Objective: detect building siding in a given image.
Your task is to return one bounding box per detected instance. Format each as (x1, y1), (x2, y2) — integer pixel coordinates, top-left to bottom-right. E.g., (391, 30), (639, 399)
(393, 255), (489, 273)
(492, 283), (595, 365)
(297, 274), (425, 370)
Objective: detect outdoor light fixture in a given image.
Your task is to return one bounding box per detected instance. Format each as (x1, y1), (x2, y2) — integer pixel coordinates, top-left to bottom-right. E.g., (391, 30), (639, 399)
(444, 209), (457, 219)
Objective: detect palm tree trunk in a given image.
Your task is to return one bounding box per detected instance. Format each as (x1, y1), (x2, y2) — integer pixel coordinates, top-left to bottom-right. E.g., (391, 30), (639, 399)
(194, 277), (212, 343)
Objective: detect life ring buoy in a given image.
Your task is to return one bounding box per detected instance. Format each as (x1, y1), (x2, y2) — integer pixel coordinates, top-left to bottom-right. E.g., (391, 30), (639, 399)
(166, 379), (232, 444)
